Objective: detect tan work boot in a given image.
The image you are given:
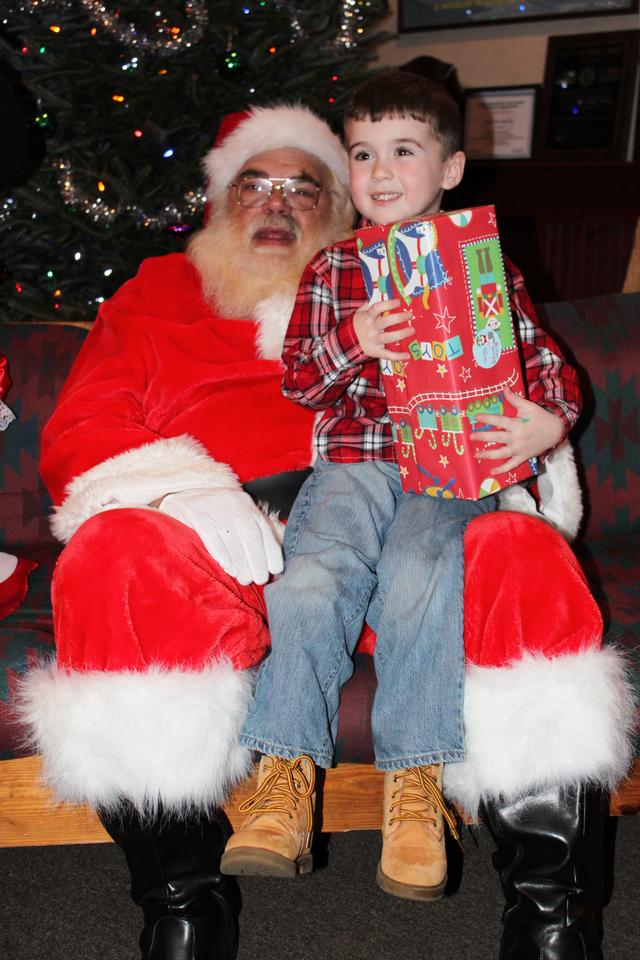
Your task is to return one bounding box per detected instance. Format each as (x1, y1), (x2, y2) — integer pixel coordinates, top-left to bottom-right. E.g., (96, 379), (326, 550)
(377, 763), (461, 902)
(220, 754), (315, 878)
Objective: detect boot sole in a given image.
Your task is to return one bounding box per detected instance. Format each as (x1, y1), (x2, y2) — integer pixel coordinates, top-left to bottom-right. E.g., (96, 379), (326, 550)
(376, 863), (447, 902)
(220, 847), (313, 878)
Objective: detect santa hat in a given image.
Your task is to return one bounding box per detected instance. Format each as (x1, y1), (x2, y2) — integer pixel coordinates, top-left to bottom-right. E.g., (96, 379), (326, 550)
(203, 104), (349, 202)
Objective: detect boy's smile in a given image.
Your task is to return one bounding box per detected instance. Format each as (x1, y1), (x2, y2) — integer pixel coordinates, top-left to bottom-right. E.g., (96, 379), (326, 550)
(346, 115), (464, 225)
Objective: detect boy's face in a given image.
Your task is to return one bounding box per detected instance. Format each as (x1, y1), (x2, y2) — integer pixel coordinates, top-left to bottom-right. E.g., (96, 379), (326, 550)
(346, 115), (465, 225)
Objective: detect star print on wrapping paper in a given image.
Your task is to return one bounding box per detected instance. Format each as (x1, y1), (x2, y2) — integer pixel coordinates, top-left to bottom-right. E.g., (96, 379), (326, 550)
(399, 465), (409, 478)
(396, 378), (406, 391)
(437, 363), (447, 378)
(460, 366), (472, 383)
(506, 471), (518, 485)
(434, 306), (455, 335)
(488, 210), (497, 227)
(439, 455), (449, 468)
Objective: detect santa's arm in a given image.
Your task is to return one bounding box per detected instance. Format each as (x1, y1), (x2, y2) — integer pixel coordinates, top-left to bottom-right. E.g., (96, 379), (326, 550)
(41, 291), (242, 544)
(505, 257), (581, 435)
(497, 259), (584, 541)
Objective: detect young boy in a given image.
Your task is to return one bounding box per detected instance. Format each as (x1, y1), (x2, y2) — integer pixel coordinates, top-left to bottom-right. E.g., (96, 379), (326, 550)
(221, 71), (580, 900)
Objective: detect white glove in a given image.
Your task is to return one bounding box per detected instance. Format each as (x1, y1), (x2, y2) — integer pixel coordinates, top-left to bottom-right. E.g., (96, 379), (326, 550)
(0, 551), (18, 583)
(159, 488), (284, 585)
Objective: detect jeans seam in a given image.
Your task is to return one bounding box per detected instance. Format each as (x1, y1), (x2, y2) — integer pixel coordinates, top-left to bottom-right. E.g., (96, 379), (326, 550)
(376, 749), (466, 770)
(239, 734), (333, 769)
(283, 469), (319, 562)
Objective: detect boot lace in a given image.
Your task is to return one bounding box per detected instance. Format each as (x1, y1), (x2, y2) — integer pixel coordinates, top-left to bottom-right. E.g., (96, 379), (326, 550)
(239, 755), (315, 820)
(389, 765), (462, 848)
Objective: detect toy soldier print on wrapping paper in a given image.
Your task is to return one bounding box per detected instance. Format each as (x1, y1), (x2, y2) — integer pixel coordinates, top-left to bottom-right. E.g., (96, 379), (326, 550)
(356, 205), (539, 500)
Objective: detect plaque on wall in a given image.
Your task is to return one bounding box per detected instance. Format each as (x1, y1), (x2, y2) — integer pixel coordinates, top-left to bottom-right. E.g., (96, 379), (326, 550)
(534, 30), (639, 160)
(398, 1), (639, 32)
(463, 86), (538, 159)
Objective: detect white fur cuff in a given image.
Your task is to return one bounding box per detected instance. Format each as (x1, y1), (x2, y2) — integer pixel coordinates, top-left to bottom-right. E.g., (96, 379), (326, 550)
(444, 645), (636, 816)
(52, 434), (241, 543)
(497, 438), (583, 542)
(18, 660), (254, 815)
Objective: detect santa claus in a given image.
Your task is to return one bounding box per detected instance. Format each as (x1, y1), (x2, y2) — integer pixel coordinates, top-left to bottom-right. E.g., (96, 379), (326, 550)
(19, 106), (634, 960)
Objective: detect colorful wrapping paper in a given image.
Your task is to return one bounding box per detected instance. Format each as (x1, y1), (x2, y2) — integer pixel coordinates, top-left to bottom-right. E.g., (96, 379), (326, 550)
(356, 205), (538, 499)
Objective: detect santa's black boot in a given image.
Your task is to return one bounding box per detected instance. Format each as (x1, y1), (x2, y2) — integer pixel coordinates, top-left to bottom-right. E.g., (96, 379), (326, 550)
(481, 783), (607, 960)
(98, 803), (239, 960)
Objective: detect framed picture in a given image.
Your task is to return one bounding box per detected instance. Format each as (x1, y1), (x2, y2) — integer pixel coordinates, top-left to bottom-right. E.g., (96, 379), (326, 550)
(463, 86), (538, 160)
(534, 30), (640, 160)
(398, 1), (639, 33)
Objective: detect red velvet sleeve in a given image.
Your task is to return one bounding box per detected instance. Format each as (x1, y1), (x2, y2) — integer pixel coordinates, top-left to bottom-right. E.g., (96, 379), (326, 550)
(40, 283), (164, 506)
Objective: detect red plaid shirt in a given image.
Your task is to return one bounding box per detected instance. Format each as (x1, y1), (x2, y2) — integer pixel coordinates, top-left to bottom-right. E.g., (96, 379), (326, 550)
(282, 235), (581, 464)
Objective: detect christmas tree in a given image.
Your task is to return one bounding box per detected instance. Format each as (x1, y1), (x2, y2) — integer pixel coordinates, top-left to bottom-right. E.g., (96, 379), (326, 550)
(0, 1), (389, 322)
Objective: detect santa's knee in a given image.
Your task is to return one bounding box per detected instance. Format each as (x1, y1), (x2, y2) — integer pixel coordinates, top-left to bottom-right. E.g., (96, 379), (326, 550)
(463, 511), (602, 666)
(53, 508), (270, 671)
(55, 508), (180, 592)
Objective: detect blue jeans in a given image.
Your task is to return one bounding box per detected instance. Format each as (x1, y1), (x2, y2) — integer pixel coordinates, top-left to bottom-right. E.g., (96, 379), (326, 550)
(239, 460), (496, 770)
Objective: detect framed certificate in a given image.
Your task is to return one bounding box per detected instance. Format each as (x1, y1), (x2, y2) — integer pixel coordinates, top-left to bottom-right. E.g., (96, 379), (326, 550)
(463, 87), (538, 160)
(399, 1), (639, 32)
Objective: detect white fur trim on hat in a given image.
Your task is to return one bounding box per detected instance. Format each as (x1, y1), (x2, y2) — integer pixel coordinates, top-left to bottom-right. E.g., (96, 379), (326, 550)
(51, 434), (241, 544)
(17, 659), (254, 815)
(443, 645), (635, 817)
(204, 104), (349, 200)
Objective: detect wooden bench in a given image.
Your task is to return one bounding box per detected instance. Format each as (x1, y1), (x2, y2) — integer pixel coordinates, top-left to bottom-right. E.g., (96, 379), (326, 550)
(2, 755), (639, 847)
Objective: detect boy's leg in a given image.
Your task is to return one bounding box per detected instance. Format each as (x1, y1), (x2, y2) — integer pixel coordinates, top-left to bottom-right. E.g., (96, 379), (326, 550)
(226, 461), (398, 877)
(238, 460), (397, 766)
(367, 482), (495, 900)
(368, 489), (495, 767)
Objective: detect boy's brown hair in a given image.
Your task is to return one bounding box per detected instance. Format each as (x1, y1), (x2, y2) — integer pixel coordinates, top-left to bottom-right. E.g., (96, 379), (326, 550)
(344, 69), (462, 159)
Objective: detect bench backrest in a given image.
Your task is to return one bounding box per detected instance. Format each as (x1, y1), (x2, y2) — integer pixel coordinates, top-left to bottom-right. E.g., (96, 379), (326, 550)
(0, 324), (88, 553)
(537, 293), (640, 541)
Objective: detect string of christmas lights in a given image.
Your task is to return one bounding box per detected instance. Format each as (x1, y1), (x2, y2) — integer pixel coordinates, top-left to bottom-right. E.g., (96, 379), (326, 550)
(12, 0), (376, 52)
(335, 0), (372, 48)
(276, 1), (304, 43)
(79, 0), (208, 54)
(54, 157), (206, 227)
(0, 162), (206, 229)
(14, 0), (209, 55)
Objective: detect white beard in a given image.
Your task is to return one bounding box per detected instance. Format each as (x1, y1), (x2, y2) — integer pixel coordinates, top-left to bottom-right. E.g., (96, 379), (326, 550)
(250, 293), (298, 360)
(187, 203), (351, 359)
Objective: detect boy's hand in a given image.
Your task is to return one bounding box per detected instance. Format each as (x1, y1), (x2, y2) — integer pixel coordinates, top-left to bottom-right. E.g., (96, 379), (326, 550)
(353, 299), (414, 360)
(470, 386), (564, 474)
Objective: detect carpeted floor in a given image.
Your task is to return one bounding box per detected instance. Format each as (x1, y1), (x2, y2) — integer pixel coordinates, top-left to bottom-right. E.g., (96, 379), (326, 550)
(2, 817), (638, 960)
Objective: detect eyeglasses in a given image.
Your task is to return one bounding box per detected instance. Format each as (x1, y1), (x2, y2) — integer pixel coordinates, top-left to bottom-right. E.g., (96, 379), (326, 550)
(229, 176), (322, 211)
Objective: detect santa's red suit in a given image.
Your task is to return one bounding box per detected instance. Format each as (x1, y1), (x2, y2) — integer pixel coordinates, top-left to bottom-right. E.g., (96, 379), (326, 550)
(19, 250), (634, 819)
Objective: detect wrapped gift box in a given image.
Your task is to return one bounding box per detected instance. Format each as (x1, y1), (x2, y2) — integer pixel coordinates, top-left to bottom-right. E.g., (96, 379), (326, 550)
(356, 205), (539, 500)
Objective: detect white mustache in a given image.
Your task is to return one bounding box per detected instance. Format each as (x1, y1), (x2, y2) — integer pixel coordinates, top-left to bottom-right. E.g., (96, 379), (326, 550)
(256, 213), (300, 235)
